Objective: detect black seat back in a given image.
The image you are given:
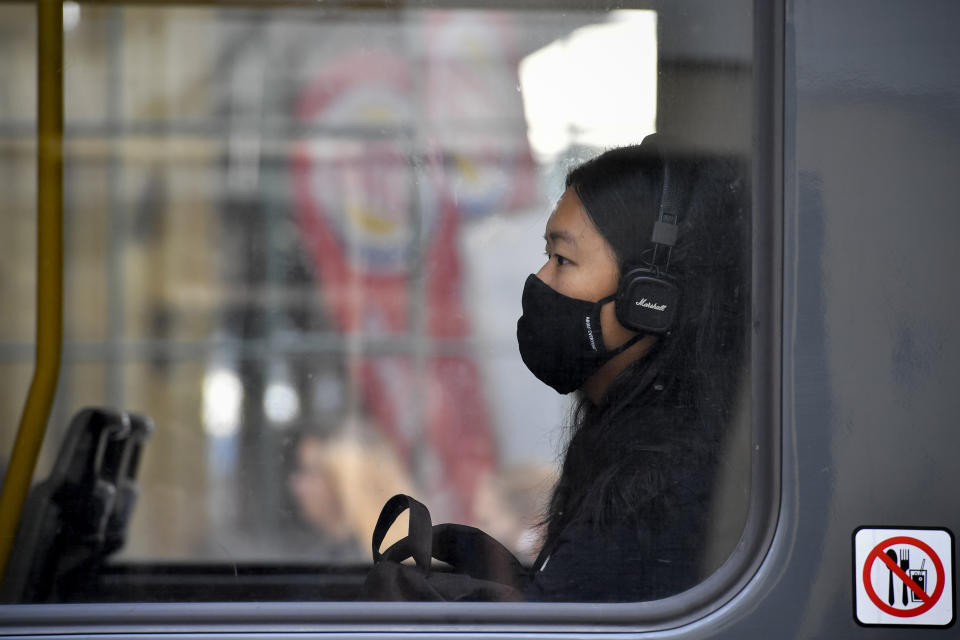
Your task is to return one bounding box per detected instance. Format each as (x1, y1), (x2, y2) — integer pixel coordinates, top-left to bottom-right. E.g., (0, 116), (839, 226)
(1, 407), (151, 603)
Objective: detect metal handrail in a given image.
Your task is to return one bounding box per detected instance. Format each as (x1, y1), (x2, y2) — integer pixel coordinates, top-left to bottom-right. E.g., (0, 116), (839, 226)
(0, 0), (63, 586)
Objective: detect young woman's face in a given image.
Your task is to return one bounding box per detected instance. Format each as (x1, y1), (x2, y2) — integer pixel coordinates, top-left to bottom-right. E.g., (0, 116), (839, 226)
(536, 187), (636, 350)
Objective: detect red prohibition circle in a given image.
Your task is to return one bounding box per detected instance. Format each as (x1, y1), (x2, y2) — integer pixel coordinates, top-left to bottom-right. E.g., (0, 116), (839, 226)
(863, 535), (946, 617)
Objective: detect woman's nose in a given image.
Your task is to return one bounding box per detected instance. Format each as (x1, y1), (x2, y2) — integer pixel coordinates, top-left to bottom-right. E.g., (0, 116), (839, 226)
(535, 261), (552, 285)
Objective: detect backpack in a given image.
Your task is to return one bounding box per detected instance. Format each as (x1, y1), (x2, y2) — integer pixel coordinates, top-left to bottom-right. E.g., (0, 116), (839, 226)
(360, 494), (530, 601)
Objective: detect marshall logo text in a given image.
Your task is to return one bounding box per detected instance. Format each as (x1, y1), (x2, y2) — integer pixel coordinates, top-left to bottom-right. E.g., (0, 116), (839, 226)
(635, 298), (667, 312)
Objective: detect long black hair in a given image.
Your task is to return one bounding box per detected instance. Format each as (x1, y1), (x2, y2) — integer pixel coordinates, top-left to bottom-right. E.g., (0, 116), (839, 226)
(540, 137), (749, 564)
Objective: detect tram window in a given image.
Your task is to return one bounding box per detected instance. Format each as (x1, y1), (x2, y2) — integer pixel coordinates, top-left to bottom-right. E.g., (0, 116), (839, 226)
(0, 0), (765, 615)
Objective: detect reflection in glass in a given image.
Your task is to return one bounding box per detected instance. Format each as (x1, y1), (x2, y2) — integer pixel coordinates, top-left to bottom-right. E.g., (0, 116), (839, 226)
(0, 1), (753, 603)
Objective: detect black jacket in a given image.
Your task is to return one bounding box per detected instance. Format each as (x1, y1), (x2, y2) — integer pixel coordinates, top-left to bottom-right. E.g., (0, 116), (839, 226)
(524, 467), (709, 602)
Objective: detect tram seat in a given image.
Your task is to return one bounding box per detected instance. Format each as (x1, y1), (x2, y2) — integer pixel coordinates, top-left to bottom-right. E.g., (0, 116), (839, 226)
(102, 413), (154, 556)
(1, 407), (152, 603)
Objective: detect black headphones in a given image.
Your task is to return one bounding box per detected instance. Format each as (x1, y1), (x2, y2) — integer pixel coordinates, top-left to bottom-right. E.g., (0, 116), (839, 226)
(613, 159), (681, 334)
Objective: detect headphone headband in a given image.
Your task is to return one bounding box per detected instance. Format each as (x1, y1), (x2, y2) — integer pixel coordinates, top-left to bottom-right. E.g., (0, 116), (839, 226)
(649, 160), (680, 274)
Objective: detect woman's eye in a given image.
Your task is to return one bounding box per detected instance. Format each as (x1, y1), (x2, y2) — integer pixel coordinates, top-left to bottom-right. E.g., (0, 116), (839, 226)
(543, 250), (571, 266)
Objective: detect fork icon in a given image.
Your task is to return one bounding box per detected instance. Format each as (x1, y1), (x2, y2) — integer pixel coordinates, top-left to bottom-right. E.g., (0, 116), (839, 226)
(899, 548), (910, 606)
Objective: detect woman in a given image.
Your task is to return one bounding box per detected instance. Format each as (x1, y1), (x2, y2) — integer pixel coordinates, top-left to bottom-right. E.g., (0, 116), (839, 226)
(517, 136), (748, 601)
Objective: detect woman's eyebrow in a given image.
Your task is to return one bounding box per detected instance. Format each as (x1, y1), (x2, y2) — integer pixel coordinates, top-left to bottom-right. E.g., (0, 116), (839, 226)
(545, 230), (577, 245)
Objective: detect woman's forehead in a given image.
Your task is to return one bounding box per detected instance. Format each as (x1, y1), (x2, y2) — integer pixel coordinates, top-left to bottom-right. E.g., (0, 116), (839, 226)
(545, 189), (603, 248)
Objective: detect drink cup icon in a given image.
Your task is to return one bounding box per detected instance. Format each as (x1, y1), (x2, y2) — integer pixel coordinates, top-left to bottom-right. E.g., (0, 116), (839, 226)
(909, 569), (927, 602)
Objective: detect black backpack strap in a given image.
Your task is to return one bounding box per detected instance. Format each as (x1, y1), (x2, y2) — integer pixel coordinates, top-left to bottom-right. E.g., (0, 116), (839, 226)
(372, 494), (433, 570)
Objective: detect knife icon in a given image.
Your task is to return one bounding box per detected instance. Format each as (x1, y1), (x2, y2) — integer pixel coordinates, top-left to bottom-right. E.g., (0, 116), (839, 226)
(886, 549), (898, 605)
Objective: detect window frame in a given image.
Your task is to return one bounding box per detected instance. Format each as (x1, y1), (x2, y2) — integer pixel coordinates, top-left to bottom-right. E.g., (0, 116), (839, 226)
(0, 0), (784, 632)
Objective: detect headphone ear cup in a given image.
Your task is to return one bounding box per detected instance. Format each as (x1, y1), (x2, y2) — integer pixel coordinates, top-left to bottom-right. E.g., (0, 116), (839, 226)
(615, 268), (680, 334)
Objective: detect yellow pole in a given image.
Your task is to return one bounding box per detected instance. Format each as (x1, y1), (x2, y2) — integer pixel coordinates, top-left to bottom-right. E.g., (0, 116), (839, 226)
(0, 0), (63, 586)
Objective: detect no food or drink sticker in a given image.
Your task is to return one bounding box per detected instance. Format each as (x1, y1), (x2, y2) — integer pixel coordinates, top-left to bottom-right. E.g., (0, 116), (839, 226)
(854, 527), (955, 627)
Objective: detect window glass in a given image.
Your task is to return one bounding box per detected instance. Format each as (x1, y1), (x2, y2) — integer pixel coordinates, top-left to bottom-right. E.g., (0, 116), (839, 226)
(0, 0), (754, 605)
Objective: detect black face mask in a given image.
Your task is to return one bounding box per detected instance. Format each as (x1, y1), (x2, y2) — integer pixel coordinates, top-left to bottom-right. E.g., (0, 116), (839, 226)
(516, 274), (642, 394)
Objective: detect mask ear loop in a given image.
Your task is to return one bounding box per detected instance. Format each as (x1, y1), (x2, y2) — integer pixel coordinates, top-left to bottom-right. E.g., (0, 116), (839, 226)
(607, 332), (645, 356)
(596, 293), (645, 355)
